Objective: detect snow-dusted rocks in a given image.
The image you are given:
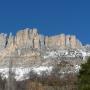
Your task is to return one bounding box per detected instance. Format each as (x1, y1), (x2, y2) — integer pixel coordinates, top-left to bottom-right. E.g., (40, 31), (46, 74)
(0, 66), (53, 81)
(0, 28), (89, 81)
(43, 49), (86, 59)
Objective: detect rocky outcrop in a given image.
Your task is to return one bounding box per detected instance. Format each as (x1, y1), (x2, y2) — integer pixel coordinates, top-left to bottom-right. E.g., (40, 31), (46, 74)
(66, 35), (71, 48)
(44, 34), (82, 49)
(0, 28), (83, 53)
(39, 35), (45, 49)
(0, 33), (7, 50)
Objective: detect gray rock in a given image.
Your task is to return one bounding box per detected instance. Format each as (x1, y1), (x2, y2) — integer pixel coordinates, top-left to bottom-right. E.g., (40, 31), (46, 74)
(39, 35), (45, 49)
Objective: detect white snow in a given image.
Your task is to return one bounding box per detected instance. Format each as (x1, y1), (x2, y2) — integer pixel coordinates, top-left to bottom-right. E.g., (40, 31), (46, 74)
(44, 49), (90, 59)
(32, 66), (53, 75)
(0, 66), (53, 81)
(74, 65), (80, 72)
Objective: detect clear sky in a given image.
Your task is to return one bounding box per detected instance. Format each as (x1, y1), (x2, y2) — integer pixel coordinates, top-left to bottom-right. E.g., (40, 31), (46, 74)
(0, 0), (90, 44)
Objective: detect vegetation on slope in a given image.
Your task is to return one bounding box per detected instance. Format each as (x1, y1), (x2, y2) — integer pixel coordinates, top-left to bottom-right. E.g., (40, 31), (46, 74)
(78, 57), (90, 90)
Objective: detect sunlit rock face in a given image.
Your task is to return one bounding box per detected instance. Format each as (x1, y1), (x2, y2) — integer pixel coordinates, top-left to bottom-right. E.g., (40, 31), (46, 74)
(0, 28), (83, 52)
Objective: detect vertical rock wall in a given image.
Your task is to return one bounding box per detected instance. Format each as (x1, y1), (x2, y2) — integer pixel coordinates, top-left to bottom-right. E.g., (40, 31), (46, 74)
(0, 28), (83, 52)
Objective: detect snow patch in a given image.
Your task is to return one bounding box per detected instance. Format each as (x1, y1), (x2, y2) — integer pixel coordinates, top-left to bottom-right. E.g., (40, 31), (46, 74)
(0, 66), (53, 81)
(32, 66), (53, 75)
(74, 65), (80, 72)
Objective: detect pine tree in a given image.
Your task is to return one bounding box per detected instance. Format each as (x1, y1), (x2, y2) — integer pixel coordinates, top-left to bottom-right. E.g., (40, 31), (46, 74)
(78, 57), (90, 90)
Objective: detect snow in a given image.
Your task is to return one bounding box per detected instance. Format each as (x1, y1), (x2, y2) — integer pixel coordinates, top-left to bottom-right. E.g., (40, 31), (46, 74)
(44, 51), (57, 59)
(32, 66), (53, 75)
(44, 49), (90, 60)
(43, 50), (68, 59)
(74, 65), (80, 72)
(0, 66), (53, 81)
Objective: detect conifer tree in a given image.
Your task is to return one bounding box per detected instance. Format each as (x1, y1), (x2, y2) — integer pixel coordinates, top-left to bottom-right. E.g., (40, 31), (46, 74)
(78, 57), (90, 90)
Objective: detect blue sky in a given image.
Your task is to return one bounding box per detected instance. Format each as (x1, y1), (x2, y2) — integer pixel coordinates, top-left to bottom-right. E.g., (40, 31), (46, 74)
(0, 0), (90, 44)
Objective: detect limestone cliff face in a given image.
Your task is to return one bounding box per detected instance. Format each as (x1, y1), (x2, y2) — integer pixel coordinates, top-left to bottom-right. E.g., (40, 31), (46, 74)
(0, 28), (85, 67)
(0, 28), (83, 54)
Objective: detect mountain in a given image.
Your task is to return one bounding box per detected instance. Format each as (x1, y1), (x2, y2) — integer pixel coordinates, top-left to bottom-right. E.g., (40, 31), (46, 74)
(0, 28), (90, 81)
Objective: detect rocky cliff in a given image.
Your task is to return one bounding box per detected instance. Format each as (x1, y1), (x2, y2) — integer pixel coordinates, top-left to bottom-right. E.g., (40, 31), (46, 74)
(0, 28), (89, 81)
(0, 28), (83, 51)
